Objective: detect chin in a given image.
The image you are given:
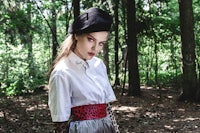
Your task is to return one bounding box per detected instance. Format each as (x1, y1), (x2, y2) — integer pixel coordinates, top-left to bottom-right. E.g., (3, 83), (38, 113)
(87, 57), (93, 60)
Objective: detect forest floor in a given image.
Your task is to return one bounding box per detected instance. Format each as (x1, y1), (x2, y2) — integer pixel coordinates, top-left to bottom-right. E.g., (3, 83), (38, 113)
(0, 86), (200, 133)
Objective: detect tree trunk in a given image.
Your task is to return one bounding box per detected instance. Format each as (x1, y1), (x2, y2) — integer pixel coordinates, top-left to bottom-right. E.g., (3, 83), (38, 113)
(73, 0), (80, 19)
(114, 0), (120, 86)
(145, 41), (151, 85)
(5, 30), (9, 85)
(121, 0), (127, 94)
(103, 42), (110, 78)
(127, 0), (141, 96)
(27, 1), (34, 77)
(154, 40), (158, 86)
(65, 0), (71, 34)
(52, 0), (58, 60)
(178, 0), (198, 101)
(100, 0), (111, 78)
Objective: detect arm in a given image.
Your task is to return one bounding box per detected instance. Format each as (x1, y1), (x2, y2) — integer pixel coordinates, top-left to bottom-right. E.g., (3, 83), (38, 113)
(48, 72), (71, 132)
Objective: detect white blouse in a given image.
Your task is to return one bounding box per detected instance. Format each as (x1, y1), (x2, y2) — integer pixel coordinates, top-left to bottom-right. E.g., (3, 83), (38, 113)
(48, 52), (116, 122)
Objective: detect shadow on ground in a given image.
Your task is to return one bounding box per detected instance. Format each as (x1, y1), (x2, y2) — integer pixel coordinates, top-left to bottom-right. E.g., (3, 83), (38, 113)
(0, 87), (200, 133)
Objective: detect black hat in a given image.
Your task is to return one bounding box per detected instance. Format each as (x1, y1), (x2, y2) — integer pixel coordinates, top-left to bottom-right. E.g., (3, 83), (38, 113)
(68, 7), (113, 34)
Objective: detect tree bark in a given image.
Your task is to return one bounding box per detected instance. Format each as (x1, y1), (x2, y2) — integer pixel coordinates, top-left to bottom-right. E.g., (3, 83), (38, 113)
(121, 0), (127, 94)
(100, 0), (111, 78)
(27, 0), (34, 77)
(73, 0), (80, 19)
(52, 0), (57, 60)
(178, 0), (198, 101)
(127, 0), (141, 96)
(65, 0), (71, 34)
(154, 40), (158, 86)
(114, 0), (120, 86)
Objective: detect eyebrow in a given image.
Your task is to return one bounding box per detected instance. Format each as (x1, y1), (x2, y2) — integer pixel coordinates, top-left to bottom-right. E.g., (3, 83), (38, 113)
(87, 34), (96, 41)
(87, 33), (107, 43)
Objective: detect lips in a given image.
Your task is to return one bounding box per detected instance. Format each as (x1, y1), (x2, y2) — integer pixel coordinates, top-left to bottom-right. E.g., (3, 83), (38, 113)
(88, 52), (95, 57)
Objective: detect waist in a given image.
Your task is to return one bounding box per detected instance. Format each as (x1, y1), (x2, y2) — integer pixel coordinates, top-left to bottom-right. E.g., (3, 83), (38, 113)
(71, 103), (107, 121)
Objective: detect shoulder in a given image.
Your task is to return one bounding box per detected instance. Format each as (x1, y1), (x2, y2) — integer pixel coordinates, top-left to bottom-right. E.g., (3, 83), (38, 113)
(50, 58), (70, 78)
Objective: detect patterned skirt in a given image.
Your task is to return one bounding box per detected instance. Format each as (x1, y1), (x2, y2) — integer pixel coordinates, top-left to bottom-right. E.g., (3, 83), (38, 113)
(68, 116), (116, 133)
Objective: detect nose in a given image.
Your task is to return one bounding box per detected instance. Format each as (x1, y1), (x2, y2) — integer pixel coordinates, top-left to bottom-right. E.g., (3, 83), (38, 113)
(91, 43), (98, 51)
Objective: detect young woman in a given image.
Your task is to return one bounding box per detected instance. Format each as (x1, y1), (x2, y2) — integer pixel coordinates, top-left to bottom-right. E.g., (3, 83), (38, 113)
(48, 7), (118, 133)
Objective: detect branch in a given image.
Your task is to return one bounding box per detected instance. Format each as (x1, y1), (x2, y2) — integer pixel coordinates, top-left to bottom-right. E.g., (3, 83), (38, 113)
(33, 0), (59, 46)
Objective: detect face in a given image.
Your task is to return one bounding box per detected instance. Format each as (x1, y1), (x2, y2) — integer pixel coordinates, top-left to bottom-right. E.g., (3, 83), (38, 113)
(74, 31), (109, 60)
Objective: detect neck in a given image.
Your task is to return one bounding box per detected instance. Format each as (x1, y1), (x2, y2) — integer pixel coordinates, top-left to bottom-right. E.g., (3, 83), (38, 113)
(74, 48), (86, 61)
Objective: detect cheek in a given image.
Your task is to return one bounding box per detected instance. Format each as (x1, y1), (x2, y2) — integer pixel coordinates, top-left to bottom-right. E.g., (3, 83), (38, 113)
(77, 41), (87, 49)
(97, 46), (103, 53)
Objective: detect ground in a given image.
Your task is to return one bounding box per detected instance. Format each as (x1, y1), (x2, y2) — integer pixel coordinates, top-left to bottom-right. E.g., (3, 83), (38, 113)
(0, 87), (200, 133)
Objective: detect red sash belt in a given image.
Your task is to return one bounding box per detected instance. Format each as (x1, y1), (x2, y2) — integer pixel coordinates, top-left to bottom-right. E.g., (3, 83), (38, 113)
(71, 103), (107, 121)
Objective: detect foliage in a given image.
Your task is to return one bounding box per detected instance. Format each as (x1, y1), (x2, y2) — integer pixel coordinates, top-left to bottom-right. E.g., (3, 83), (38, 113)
(0, 0), (199, 95)
(0, 43), (48, 95)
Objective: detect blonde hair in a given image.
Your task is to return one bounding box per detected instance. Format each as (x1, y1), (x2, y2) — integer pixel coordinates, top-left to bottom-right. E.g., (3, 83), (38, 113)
(47, 34), (76, 77)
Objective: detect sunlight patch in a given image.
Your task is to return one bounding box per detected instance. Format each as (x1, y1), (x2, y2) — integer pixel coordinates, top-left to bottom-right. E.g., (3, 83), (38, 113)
(26, 106), (37, 111)
(164, 125), (174, 130)
(177, 108), (185, 111)
(38, 104), (48, 109)
(0, 111), (4, 117)
(112, 106), (141, 112)
(173, 117), (200, 122)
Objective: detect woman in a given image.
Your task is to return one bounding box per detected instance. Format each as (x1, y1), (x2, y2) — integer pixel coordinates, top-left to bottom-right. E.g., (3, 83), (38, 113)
(48, 7), (118, 133)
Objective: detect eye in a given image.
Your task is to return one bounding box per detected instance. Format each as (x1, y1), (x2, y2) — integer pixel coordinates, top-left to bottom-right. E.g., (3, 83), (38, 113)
(99, 42), (105, 46)
(87, 37), (94, 42)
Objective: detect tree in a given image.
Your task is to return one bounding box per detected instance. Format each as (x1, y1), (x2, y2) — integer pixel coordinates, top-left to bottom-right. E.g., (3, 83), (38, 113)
(26, 0), (34, 77)
(99, 0), (112, 77)
(73, 0), (80, 18)
(113, 0), (120, 86)
(127, 0), (141, 96)
(0, 0), (199, 96)
(65, 0), (72, 34)
(178, 0), (198, 101)
(51, 0), (58, 60)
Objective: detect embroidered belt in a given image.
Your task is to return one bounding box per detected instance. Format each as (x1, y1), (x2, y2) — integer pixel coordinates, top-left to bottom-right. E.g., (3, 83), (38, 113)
(71, 103), (107, 121)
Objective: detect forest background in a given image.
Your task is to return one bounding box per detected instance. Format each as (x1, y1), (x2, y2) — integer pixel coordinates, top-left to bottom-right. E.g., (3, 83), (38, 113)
(0, 0), (200, 132)
(0, 0), (199, 101)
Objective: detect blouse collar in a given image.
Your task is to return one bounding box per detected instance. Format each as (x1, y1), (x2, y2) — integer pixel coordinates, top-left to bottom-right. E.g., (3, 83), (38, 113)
(68, 51), (90, 70)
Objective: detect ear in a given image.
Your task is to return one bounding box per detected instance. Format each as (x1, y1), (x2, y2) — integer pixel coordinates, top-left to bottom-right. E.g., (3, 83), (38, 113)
(74, 34), (78, 40)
